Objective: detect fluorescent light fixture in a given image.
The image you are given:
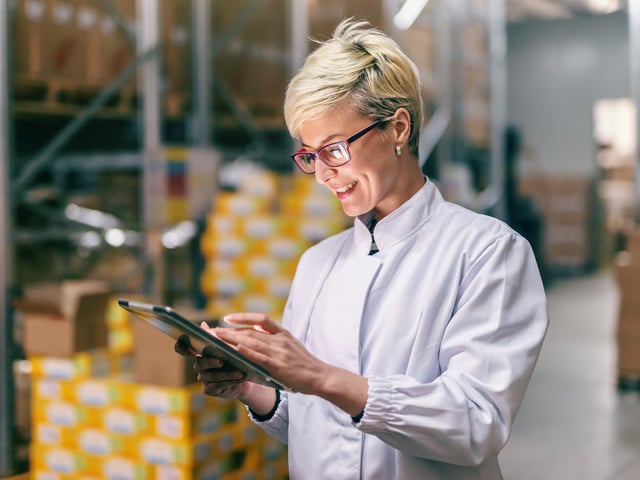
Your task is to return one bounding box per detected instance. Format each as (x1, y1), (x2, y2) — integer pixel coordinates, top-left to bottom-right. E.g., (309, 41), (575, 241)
(587, 0), (622, 14)
(105, 228), (126, 247)
(394, 0), (430, 30)
(64, 203), (120, 229)
(77, 231), (102, 249)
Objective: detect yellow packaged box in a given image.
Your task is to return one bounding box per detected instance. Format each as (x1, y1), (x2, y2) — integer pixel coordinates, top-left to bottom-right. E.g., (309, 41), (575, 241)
(30, 349), (129, 380)
(148, 400), (237, 441)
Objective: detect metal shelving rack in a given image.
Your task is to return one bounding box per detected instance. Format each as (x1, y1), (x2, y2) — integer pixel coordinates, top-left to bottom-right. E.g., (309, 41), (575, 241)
(0, 0), (541, 475)
(1, 1), (15, 475)
(385, 0), (507, 217)
(0, 1), (304, 474)
(0, 0), (165, 473)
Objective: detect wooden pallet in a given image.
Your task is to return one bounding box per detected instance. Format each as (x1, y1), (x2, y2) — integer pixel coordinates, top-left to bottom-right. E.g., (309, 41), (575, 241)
(13, 76), (138, 117)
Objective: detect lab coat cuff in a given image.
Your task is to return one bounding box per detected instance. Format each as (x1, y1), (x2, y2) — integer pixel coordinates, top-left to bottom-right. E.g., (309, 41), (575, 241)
(354, 375), (391, 430)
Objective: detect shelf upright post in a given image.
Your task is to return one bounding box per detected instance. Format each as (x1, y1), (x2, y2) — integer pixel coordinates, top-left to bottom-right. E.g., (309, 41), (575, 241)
(630, 0), (640, 220)
(0, 0), (15, 476)
(285, 0), (309, 156)
(450, 0), (467, 165)
(423, 0), (453, 170)
(192, 0), (212, 146)
(489, 0), (507, 220)
(137, 0), (165, 302)
(289, 0), (309, 76)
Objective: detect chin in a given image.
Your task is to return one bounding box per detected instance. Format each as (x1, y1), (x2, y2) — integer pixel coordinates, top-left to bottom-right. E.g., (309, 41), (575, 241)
(341, 205), (368, 218)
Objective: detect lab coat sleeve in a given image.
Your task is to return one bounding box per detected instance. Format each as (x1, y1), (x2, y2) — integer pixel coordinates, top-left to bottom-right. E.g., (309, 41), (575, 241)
(356, 233), (549, 466)
(246, 390), (289, 444)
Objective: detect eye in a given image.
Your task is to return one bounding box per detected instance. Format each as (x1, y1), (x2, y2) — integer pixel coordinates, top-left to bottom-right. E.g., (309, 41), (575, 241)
(325, 146), (345, 159)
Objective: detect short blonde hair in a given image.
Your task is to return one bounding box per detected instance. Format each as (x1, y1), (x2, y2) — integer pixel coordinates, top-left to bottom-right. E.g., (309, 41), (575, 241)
(284, 19), (423, 158)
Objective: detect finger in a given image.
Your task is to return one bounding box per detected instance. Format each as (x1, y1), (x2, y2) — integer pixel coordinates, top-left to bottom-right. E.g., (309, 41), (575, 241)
(175, 334), (202, 357)
(175, 340), (191, 356)
(203, 382), (242, 398)
(194, 356), (224, 371)
(198, 371), (246, 395)
(198, 369), (244, 383)
(213, 327), (251, 347)
(223, 313), (282, 334)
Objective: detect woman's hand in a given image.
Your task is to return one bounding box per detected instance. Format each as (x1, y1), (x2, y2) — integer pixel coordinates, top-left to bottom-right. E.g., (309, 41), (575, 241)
(213, 313), (331, 396)
(192, 351), (252, 400)
(173, 328), (250, 400)
(175, 324), (276, 414)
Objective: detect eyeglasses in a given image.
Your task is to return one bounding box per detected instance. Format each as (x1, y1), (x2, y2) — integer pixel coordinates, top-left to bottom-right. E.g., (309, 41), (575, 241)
(291, 120), (382, 174)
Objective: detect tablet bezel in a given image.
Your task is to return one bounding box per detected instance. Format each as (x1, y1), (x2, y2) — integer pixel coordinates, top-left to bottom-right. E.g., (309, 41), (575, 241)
(118, 298), (290, 391)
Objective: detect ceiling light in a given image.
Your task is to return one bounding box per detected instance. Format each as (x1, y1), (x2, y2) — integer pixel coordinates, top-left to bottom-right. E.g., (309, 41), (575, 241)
(394, 0), (430, 30)
(587, 0), (622, 14)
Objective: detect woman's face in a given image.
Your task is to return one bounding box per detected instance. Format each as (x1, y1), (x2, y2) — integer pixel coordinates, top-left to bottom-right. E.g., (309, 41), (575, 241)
(298, 109), (415, 219)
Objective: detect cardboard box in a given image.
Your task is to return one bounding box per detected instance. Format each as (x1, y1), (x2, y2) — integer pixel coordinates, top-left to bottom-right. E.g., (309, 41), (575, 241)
(17, 280), (110, 358)
(13, 0), (46, 78)
(41, 0), (87, 81)
(618, 337), (640, 372)
(14, 360), (32, 443)
(617, 314), (640, 342)
(96, 0), (136, 84)
(615, 251), (640, 285)
(131, 309), (215, 387)
(625, 228), (640, 257)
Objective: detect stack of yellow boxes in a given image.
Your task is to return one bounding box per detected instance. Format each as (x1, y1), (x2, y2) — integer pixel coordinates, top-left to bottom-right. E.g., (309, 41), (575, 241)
(29, 353), (287, 479)
(29, 296), (289, 478)
(201, 171), (349, 321)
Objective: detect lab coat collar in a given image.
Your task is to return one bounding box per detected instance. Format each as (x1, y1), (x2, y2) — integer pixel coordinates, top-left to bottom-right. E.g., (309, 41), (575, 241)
(355, 177), (437, 254)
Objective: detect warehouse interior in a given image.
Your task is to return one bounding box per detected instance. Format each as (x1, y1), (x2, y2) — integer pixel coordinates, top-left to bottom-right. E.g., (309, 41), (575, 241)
(1, 0), (640, 478)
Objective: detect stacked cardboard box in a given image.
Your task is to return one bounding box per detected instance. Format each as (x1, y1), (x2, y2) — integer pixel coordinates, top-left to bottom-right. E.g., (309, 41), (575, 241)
(15, 280), (111, 358)
(11, 0), (136, 109)
(10, 0), (190, 114)
(519, 174), (594, 272)
(29, 357), (287, 479)
(614, 229), (640, 381)
(13, 278), (288, 479)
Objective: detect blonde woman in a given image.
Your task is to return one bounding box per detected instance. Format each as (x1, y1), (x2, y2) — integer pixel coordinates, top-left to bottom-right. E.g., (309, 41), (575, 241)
(191, 19), (548, 480)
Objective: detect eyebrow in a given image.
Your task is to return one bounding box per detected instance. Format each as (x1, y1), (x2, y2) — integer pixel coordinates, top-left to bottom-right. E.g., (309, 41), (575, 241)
(301, 133), (345, 149)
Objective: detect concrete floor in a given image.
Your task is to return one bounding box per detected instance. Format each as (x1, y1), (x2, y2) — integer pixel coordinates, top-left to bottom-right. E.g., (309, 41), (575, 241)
(499, 270), (640, 479)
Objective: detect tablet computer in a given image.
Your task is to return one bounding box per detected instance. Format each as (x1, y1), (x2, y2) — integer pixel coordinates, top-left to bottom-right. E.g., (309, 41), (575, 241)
(118, 298), (290, 391)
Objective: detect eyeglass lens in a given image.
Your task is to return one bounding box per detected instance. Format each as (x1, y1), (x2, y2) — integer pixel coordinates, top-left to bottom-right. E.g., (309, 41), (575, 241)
(292, 120), (381, 174)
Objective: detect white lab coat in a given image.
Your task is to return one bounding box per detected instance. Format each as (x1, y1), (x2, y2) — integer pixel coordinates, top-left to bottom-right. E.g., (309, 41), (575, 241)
(252, 179), (548, 479)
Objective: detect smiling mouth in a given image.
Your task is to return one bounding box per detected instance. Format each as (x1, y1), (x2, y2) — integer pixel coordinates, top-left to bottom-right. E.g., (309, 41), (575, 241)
(335, 181), (357, 194)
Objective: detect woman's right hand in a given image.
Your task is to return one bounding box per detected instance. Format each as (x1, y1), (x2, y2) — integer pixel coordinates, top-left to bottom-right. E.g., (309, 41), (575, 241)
(192, 354), (253, 400)
(173, 332), (252, 400)
(174, 322), (279, 415)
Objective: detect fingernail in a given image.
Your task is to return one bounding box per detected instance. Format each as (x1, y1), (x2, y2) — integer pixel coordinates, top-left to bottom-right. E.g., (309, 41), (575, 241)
(200, 321), (208, 328)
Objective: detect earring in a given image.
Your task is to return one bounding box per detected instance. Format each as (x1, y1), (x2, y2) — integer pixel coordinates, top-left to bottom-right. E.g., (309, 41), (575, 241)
(395, 146), (401, 156)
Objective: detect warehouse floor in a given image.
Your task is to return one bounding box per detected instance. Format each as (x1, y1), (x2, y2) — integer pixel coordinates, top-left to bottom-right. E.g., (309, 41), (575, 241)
(499, 270), (640, 479)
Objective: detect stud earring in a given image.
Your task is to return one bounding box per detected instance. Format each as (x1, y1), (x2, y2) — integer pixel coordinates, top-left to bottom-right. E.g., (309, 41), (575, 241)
(395, 146), (401, 156)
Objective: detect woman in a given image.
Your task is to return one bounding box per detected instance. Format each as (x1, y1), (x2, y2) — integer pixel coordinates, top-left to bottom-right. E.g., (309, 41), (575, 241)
(191, 19), (548, 479)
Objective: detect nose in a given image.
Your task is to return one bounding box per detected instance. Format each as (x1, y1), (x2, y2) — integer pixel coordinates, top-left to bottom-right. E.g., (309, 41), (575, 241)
(314, 159), (336, 184)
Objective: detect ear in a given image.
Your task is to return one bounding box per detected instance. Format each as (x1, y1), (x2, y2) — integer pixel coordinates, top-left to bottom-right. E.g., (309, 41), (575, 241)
(391, 108), (412, 146)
